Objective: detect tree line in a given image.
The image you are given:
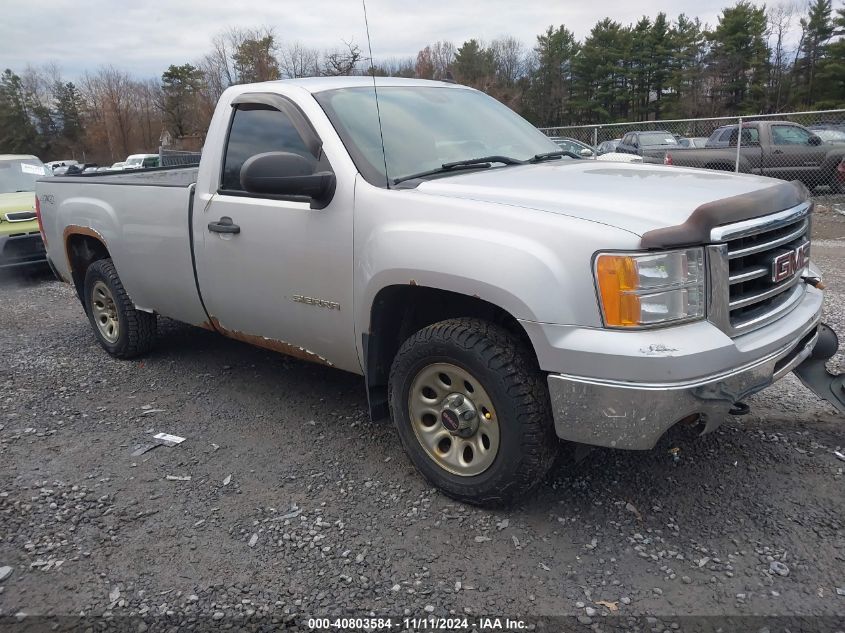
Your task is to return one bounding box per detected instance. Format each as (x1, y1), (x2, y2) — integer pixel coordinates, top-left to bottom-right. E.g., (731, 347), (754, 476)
(1, 1), (843, 164)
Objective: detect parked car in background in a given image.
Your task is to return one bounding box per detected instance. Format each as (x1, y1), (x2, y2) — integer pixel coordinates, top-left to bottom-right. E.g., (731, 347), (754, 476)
(616, 130), (680, 161)
(124, 154), (161, 169)
(808, 127), (845, 144)
(664, 121), (845, 193)
(64, 163), (99, 175)
(596, 139), (621, 155)
(678, 137), (708, 148)
(0, 155), (51, 269)
(550, 137), (596, 158)
(36, 77), (843, 504)
(45, 160), (78, 171)
(595, 152), (644, 163)
(110, 161), (127, 170)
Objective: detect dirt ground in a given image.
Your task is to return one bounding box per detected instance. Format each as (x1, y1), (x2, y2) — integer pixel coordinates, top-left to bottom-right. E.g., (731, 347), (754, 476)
(0, 203), (843, 632)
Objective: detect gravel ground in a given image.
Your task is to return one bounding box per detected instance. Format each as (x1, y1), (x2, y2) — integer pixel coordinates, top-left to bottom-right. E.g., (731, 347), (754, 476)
(0, 206), (843, 631)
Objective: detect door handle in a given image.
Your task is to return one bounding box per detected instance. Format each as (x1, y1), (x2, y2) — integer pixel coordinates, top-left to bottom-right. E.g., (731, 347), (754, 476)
(208, 217), (240, 234)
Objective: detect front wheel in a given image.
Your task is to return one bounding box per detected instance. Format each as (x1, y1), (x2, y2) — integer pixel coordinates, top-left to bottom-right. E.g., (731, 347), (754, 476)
(83, 258), (157, 359)
(388, 318), (559, 506)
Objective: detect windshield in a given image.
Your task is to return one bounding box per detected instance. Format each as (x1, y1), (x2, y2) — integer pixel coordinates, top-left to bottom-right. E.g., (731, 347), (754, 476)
(125, 157), (144, 166)
(0, 159), (51, 194)
(638, 132), (679, 147)
(315, 86), (560, 186)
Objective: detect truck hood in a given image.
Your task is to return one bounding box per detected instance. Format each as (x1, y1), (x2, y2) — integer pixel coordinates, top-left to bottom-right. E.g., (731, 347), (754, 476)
(415, 162), (785, 238)
(0, 191), (36, 217)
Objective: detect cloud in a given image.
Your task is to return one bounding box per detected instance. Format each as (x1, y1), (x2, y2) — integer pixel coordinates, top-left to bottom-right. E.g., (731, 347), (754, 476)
(1, 0), (775, 79)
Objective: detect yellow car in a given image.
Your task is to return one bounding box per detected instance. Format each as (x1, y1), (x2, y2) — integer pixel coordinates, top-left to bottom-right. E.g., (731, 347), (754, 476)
(0, 155), (51, 269)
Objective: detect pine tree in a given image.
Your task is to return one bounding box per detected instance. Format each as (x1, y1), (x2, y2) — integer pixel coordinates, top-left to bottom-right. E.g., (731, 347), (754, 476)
(0, 69), (38, 153)
(794, 0), (835, 106)
(524, 25), (578, 125)
(707, 1), (770, 114)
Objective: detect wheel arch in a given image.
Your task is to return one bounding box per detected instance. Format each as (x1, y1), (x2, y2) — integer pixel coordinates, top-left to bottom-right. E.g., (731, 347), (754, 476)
(363, 284), (536, 420)
(64, 226), (111, 303)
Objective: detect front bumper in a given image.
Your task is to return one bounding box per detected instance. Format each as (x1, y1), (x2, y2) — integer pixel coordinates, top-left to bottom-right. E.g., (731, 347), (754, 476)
(547, 319), (820, 449)
(0, 231), (47, 269)
(525, 281), (827, 450)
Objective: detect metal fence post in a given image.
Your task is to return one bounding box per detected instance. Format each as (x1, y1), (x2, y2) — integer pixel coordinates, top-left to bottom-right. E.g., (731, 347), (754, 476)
(734, 116), (743, 173)
(593, 127), (598, 148)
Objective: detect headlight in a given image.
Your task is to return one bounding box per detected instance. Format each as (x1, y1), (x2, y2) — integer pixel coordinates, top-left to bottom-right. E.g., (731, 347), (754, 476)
(594, 248), (705, 328)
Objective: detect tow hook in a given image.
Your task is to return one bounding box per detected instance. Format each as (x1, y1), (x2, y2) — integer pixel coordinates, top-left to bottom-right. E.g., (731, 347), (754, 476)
(794, 323), (845, 416)
(729, 402), (750, 416)
(802, 275), (826, 290)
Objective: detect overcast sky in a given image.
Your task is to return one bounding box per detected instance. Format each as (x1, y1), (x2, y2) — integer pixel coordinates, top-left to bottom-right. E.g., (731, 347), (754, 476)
(2, 0), (781, 80)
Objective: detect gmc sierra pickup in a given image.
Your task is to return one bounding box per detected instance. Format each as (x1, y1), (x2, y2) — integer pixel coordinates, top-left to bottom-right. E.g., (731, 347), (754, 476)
(36, 77), (844, 505)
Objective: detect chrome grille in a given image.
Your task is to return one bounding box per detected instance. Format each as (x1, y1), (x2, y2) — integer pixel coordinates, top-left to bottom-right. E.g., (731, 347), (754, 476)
(707, 202), (812, 337)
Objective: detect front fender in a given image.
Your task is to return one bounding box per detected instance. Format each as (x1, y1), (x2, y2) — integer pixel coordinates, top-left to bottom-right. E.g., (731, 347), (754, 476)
(354, 188), (643, 346)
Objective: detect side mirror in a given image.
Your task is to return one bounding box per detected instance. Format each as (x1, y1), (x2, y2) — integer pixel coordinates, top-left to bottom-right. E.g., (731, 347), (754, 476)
(240, 151), (336, 207)
(808, 134), (823, 146)
(580, 148), (594, 157)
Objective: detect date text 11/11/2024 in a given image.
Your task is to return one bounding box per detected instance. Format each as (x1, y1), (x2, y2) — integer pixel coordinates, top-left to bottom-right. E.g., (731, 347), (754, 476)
(307, 617), (528, 630)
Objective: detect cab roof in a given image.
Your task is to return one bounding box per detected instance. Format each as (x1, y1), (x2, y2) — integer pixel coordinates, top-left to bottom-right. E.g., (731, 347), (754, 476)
(246, 76), (467, 94)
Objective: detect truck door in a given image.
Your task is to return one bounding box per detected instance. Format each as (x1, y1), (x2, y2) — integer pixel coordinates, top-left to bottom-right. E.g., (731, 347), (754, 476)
(193, 96), (359, 373)
(764, 124), (828, 184)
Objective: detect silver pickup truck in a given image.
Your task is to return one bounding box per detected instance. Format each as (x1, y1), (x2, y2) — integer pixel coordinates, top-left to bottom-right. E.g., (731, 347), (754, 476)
(36, 77), (844, 506)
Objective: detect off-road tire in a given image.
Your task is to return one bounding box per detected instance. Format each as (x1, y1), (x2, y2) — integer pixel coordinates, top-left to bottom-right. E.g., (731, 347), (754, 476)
(83, 258), (156, 359)
(388, 318), (559, 506)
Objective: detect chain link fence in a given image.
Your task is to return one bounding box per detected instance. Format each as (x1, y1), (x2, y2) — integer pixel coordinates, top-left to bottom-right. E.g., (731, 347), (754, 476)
(540, 109), (845, 201)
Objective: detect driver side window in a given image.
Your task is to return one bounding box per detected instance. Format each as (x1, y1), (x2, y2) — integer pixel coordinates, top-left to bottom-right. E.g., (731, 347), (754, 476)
(221, 104), (314, 192)
(772, 125), (813, 146)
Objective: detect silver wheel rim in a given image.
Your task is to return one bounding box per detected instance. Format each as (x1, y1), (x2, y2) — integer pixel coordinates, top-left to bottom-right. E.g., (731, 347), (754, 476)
(408, 362), (500, 477)
(91, 280), (120, 343)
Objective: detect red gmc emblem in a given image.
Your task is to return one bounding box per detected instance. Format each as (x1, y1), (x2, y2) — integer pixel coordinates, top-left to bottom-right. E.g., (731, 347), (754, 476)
(771, 241), (810, 283)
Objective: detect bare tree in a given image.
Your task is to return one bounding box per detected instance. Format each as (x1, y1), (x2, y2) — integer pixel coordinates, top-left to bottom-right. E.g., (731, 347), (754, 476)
(767, 2), (798, 110)
(280, 42), (321, 78)
(323, 40), (362, 76)
(415, 46), (435, 79)
(430, 41), (456, 79)
(490, 36), (526, 86)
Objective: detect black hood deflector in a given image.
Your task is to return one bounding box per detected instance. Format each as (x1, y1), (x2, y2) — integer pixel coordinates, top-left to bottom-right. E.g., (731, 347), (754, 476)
(640, 180), (809, 249)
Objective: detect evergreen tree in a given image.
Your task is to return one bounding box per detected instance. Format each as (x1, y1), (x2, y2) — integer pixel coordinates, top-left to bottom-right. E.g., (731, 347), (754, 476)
(0, 69), (38, 153)
(572, 19), (631, 123)
(161, 64), (204, 137)
(794, 0), (835, 106)
(524, 25), (578, 125)
(54, 81), (84, 145)
(814, 6), (845, 108)
(233, 35), (281, 83)
(706, 1), (770, 114)
(452, 39), (495, 89)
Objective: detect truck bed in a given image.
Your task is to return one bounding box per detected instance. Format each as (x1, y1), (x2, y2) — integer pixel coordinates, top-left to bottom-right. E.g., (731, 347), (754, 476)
(38, 166), (208, 327)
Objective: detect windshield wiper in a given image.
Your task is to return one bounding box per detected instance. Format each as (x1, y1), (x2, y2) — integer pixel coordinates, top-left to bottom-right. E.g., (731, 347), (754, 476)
(393, 155), (525, 185)
(530, 150), (582, 163)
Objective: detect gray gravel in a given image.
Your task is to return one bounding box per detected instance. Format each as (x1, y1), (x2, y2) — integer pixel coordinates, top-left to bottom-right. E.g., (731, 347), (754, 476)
(0, 208), (843, 626)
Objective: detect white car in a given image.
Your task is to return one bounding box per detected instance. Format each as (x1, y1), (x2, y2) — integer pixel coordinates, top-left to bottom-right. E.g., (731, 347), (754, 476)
(110, 162), (127, 170)
(45, 160), (78, 171)
(595, 152), (644, 163)
(123, 154), (160, 169)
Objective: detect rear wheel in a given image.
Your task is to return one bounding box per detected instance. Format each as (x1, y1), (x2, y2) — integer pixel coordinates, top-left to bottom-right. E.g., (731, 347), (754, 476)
(83, 258), (156, 358)
(388, 318), (559, 506)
